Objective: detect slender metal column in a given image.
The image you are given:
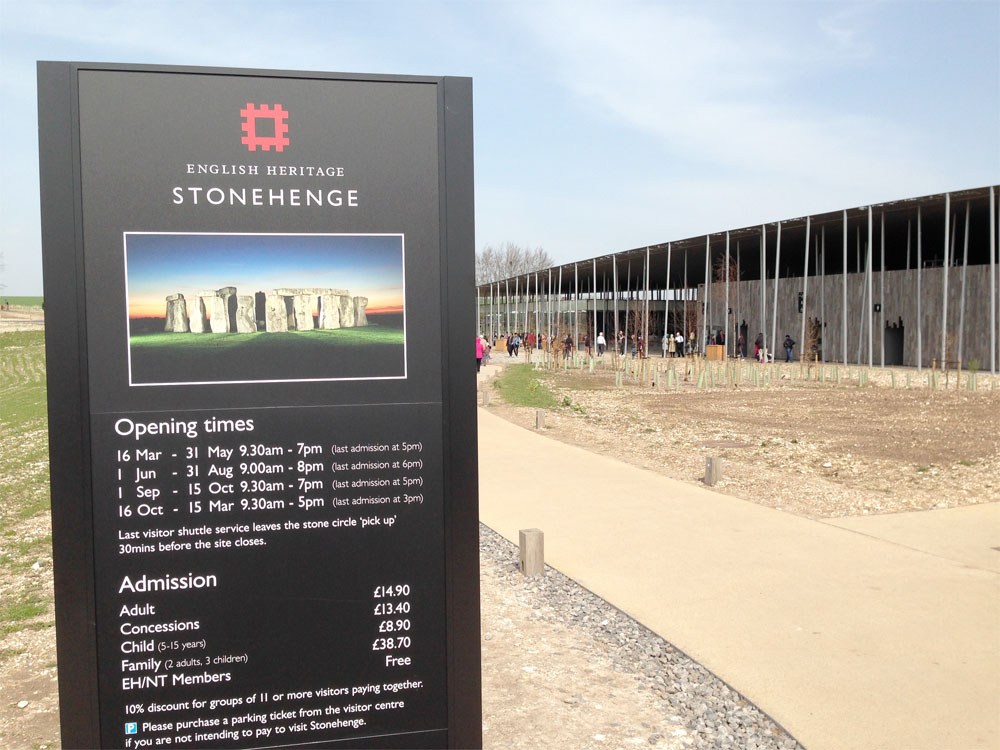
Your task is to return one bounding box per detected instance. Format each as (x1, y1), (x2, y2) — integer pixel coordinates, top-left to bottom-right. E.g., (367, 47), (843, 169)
(991, 186), (997, 375)
(644, 246), (651, 354)
(958, 201), (970, 364)
(941, 193), (951, 365)
(625, 258), (634, 353)
(857, 240), (868, 365)
(547, 269), (552, 343)
(592, 260), (597, 345)
(736, 240), (741, 346)
(760, 225), (767, 353)
(724, 232), (730, 357)
(535, 272), (540, 344)
(573, 263), (579, 351)
(800, 217), (811, 360)
(703, 236), (710, 353)
(612, 256), (618, 345)
(771, 223), (781, 359)
(683, 252), (688, 345)
(842, 210), (848, 364)
(880, 212), (885, 367)
(917, 206), (923, 370)
(820, 227), (826, 362)
(665, 243), (672, 341)
(867, 206), (873, 367)
(557, 267), (563, 337)
(516, 275), (521, 334)
(505, 279), (510, 333)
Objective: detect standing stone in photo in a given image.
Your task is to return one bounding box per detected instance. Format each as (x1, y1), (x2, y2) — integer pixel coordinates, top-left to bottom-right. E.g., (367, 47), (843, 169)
(209, 293), (230, 333)
(188, 295), (208, 333)
(339, 294), (356, 328)
(292, 294), (316, 330)
(236, 295), (257, 333)
(164, 294), (189, 333)
(319, 293), (342, 329)
(264, 293), (289, 332)
(217, 286), (237, 332)
(353, 296), (369, 327)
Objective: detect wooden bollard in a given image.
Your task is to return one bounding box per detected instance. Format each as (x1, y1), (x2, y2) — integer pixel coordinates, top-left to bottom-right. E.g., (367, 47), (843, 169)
(481, 390), (490, 406)
(535, 410), (545, 429)
(519, 528), (544, 576)
(705, 457), (723, 486)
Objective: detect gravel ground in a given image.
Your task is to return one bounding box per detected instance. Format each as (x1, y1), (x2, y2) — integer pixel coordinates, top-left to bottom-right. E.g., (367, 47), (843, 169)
(480, 524), (802, 750)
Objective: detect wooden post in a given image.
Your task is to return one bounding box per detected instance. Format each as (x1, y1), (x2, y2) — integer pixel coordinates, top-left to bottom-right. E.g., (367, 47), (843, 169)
(705, 457), (723, 486)
(519, 528), (544, 576)
(482, 390), (490, 406)
(534, 410), (545, 429)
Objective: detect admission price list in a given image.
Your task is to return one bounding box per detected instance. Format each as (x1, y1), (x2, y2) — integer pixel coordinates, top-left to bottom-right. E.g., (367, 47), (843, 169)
(91, 404), (448, 749)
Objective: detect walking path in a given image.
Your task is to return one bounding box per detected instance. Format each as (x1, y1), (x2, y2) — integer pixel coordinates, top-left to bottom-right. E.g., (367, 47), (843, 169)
(476, 389), (1000, 749)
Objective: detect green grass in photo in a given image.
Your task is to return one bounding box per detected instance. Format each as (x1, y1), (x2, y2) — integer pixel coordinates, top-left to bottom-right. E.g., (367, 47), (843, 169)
(1, 296), (44, 308)
(494, 364), (559, 408)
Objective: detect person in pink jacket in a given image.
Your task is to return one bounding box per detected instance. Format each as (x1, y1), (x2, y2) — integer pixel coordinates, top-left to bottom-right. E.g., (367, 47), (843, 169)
(476, 335), (484, 373)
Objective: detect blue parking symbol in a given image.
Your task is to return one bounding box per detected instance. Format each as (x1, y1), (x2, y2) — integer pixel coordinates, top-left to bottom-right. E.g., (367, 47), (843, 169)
(125, 722), (138, 735)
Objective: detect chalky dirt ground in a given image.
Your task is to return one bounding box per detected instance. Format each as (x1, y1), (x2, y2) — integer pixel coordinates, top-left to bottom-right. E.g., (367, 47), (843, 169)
(484, 356), (1000, 519)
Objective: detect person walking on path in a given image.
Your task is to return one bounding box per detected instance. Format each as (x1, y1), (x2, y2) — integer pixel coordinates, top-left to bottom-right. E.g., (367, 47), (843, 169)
(596, 331), (606, 356)
(783, 334), (795, 362)
(476, 335), (484, 373)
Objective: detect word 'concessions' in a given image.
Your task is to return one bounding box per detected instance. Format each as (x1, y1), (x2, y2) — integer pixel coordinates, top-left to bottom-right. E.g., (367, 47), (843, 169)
(171, 187), (359, 207)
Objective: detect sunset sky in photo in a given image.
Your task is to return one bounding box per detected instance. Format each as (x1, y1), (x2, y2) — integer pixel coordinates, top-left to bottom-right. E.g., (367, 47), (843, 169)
(125, 233), (404, 318)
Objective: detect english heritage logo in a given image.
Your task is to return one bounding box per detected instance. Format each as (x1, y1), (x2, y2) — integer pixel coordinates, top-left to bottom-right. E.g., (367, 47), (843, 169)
(240, 103), (289, 152)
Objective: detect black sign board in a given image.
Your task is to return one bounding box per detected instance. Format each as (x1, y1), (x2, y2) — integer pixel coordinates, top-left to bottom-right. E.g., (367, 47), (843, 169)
(38, 62), (479, 749)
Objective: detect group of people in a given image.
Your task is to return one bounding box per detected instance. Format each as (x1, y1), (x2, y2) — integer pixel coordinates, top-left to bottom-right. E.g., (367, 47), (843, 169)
(476, 327), (798, 371)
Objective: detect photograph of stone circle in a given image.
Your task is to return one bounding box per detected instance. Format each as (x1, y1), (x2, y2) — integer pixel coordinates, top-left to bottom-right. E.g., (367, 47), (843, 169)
(124, 233), (406, 385)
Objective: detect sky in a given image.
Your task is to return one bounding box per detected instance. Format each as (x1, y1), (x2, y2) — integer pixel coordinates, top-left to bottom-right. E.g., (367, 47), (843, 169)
(125, 233), (405, 317)
(1, 0), (998, 295)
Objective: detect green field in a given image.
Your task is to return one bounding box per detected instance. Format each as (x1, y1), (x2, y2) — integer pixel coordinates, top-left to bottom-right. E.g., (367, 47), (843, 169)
(129, 326), (406, 383)
(0, 330), (54, 640)
(1, 296), (43, 308)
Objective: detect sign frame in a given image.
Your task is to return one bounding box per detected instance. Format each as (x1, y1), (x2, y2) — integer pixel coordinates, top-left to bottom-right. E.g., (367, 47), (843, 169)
(38, 61), (480, 749)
